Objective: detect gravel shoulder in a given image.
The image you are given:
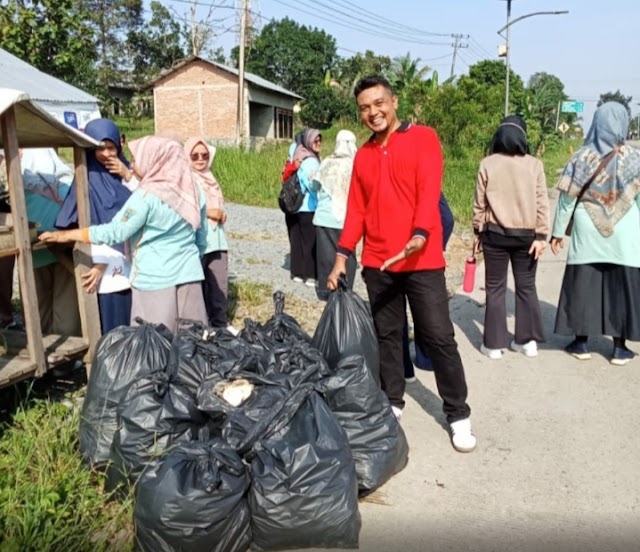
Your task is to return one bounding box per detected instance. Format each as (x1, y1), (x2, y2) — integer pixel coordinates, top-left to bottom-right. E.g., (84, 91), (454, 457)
(224, 202), (474, 324)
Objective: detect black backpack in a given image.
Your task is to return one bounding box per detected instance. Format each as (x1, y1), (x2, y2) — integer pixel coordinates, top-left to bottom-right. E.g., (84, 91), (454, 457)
(278, 171), (304, 215)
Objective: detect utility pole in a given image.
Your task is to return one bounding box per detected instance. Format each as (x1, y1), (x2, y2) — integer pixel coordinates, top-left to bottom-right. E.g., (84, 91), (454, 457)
(450, 34), (469, 78)
(504, 0), (512, 117)
(236, 0), (248, 146)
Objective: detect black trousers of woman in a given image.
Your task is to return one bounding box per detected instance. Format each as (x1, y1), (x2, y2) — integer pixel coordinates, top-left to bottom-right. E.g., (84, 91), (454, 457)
(285, 212), (316, 280)
(315, 226), (356, 296)
(483, 240), (545, 349)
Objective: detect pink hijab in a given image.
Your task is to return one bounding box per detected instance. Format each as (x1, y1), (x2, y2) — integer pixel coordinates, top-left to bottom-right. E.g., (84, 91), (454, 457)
(184, 136), (224, 215)
(129, 136), (201, 229)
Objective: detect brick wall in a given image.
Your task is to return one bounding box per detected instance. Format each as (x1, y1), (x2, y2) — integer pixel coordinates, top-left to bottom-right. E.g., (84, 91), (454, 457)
(154, 60), (239, 141)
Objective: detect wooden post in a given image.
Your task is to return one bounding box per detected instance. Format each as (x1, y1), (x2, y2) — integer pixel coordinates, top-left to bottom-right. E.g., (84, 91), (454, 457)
(1, 108), (47, 375)
(72, 146), (101, 371)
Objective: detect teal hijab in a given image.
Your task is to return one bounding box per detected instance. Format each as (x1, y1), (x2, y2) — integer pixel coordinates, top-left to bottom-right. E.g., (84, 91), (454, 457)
(557, 102), (640, 236)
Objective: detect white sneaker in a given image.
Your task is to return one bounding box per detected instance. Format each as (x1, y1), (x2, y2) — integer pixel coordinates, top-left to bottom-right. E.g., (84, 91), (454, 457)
(391, 406), (403, 421)
(304, 278), (317, 287)
(291, 276), (303, 283)
(226, 325), (240, 337)
(405, 376), (417, 383)
(450, 418), (477, 453)
(480, 343), (502, 360)
(510, 340), (538, 357)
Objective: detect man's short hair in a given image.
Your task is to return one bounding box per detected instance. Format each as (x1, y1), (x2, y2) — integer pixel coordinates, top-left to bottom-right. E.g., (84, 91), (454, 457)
(353, 76), (394, 99)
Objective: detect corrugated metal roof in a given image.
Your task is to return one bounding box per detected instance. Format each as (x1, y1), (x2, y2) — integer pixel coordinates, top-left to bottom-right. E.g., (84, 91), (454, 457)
(0, 48), (99, 105)
(210, 61), (303, 100)
(0, 89), (101, 148)
(149, 56), (303, 100)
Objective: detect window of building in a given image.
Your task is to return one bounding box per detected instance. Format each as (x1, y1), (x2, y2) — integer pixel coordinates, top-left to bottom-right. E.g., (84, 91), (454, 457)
(276, 108), (293, 140)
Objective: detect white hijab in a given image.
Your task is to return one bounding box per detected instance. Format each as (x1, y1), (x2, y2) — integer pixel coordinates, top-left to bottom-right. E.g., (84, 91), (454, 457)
(313, 130), (357, 224)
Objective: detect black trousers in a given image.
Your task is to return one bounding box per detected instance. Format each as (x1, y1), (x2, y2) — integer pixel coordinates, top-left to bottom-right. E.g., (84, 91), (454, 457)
(285, 212), (316, 280)
(363, 267), (471, 423)
(315, 226), (356, 294)
(482, 242), (544, 349)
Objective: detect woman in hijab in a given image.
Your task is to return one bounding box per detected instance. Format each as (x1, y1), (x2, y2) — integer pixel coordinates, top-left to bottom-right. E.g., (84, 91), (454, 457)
(184, 137), (236, 335)
(310, 129), (357, 298)
(286, 127), (322, 287)
(56, 118), (134, 333)
(21, 148), (81, 336)
(473, 115), (550, 360)
(550, 102), (640, 365)
(41, 136), (208, 335)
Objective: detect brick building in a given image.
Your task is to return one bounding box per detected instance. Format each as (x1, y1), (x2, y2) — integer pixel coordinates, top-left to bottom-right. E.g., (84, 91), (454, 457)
(149, 56), (301, 144)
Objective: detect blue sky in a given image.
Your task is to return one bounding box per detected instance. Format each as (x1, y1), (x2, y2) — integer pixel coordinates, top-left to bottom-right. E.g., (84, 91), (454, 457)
(166, 0), (640, 128)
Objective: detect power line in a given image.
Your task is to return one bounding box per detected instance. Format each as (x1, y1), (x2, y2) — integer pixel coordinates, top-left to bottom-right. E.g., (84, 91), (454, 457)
(265, 0), (452, 46)
(326, 0), (452, 38)
(470, 36), (495, 59)
(467, 42), (492, 61)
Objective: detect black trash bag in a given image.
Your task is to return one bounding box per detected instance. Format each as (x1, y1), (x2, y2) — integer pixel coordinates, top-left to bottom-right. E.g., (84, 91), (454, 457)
(105, 370), (206, 492)
(267, 340), (331, 388)
(262, 291), (311, 344)
(79, 321), (172, 467)
(169, 323), (275, 397)
(241, 384), (361, 551)
(238, 318), (277, 354)
(198, 372), (290, 450)
(312, 277), (380, 385)
(134, 436), (252, 552)
(317, 354), (409, 495)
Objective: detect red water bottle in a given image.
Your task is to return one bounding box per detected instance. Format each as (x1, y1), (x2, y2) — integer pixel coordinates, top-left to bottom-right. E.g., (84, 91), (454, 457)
(463, 256), (477, 293)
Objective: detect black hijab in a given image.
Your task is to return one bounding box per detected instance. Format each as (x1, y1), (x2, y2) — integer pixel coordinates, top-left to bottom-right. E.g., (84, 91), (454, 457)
(489, 115), (530, 156)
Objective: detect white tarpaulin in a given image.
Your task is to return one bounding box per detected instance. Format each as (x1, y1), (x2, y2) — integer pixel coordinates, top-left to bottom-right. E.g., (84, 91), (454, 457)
(0, 48), (101, 131)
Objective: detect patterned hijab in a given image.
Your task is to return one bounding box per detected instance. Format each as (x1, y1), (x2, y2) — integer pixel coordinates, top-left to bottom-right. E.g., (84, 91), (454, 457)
(313, 130), (356, 224)
(129, 136), (201, 229)
(184, 136), (223, 228)
(557, 102), (640, 237)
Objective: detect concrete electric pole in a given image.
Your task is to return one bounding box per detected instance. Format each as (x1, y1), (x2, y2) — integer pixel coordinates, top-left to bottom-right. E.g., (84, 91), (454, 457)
(236, 0), (248, 146)
(450, 34), (469, 78)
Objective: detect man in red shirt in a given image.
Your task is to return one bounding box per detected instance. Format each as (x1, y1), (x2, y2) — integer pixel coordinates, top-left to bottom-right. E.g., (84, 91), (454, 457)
(327, 76), (476, 453)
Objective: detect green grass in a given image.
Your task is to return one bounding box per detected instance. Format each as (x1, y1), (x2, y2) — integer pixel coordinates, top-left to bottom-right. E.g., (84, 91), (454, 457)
(0, 397), (133, 552)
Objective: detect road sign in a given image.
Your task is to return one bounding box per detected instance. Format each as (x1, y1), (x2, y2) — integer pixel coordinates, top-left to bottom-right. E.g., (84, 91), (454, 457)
(561, 101), (584, 113)
(559, 122), (570, 134)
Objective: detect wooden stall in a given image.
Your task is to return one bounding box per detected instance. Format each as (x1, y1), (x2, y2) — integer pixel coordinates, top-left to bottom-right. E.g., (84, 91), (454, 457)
(0, 89), (102, 388)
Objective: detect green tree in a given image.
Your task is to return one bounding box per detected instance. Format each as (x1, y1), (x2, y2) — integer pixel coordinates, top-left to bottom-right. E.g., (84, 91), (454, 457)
(235, 17), (338, 97)
(598, 90), (633, 115)
(127, 1), (184, 83)
(385, 52), (439, 121)
(525, 71), (573, 134)
(299, 83), (352, 129)
(84, 0), (144, 91)
(336, 50), (392, 92)
(0, 0), (97, 91)
(467, 59), (525, 114)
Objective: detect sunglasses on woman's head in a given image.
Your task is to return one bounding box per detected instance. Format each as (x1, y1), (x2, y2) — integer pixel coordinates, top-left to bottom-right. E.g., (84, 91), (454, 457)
(191, 152), (210, 161)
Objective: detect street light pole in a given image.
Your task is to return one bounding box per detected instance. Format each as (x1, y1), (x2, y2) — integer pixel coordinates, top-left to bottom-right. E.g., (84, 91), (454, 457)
(504, 0), (512, 117)
(498, 3), (569, 117)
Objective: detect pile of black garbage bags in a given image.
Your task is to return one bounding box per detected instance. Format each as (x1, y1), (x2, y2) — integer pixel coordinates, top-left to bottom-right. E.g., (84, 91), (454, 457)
(78, 284), (409, 552)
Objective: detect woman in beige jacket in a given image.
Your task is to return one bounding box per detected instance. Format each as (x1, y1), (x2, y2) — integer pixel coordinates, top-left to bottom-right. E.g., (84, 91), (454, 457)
(473, 116), (550, 359)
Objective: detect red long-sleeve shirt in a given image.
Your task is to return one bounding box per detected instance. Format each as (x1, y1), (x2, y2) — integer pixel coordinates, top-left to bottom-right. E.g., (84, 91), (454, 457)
(337, 122), (445, 271)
